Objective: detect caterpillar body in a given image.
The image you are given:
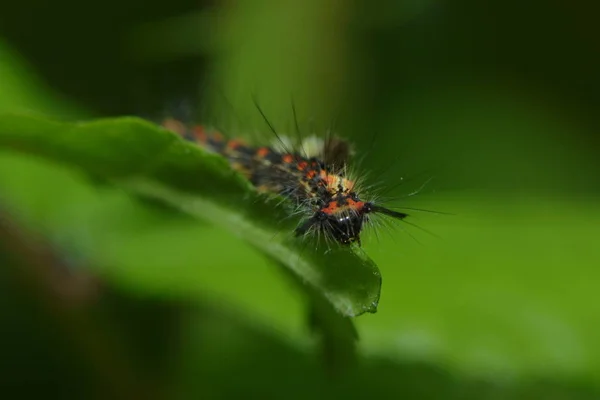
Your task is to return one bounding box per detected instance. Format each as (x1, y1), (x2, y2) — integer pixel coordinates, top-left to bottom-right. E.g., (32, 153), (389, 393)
(161, 117), (409, 246)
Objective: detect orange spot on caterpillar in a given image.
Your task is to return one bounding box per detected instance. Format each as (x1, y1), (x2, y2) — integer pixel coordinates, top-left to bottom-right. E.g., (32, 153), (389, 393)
(163, 118), (186, 135)
(346, 198), (364, 210)
(227, 139), (245, 150)
(193, 126), (207, 142)
(283, 154), (294, 163)
(305, 170), (317, 179)
(256, 147), (270, 157)
(321, 201), (339, 215)
(324, 173), (338, 187)
(297, 161), (308, 171)
(321, 198), (365, 215)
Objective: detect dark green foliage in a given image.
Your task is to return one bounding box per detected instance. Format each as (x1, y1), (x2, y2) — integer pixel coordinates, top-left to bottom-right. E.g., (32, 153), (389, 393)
(0, 113), (382, 317)
(1, 0), (600, 398)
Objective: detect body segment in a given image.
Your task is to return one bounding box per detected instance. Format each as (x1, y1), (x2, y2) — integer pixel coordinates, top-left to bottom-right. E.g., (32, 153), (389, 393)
(161, 118), (407, 245)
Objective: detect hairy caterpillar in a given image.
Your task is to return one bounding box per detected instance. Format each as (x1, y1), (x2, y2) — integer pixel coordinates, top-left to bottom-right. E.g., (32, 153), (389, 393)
(161, 106), (413, 246)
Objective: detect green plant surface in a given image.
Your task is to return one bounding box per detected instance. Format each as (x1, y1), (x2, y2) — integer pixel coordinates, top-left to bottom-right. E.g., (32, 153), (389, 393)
(2, 143), (600, 385)
(0, 39), (87, 119)
(356, 194), (600, 381)
(0, 113), (381, 318)
(2, 2), (600, 396)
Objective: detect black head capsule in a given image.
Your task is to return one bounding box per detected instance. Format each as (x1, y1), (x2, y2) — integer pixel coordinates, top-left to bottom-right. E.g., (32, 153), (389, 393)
(327, 211), (366, 245)
(295, 201), (410, 246)
(295, 200), (369, 245)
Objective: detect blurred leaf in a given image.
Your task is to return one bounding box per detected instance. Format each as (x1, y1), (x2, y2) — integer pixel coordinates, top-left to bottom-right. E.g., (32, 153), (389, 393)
(0, 206), (163, 399)
(127, 10), (222, 62)
(175, 301), (600, 400)
(0, 113), (381, 317)
(0, 39), (87, 119)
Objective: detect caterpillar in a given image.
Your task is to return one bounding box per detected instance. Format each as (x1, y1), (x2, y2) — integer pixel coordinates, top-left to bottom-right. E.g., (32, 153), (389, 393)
(160, 110), (410, 247)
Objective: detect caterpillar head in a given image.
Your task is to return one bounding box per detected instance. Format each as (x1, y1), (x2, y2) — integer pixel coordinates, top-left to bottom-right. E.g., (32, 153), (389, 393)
(295, 200), (408, 246)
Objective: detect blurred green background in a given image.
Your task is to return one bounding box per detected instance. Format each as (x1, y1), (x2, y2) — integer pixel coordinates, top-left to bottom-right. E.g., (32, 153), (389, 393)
(1, 0), (600, 398)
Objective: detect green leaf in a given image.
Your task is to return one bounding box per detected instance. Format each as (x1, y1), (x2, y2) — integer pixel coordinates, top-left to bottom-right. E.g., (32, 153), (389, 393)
(0, 39), (87, 119)
(0, 113), (381, 317)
